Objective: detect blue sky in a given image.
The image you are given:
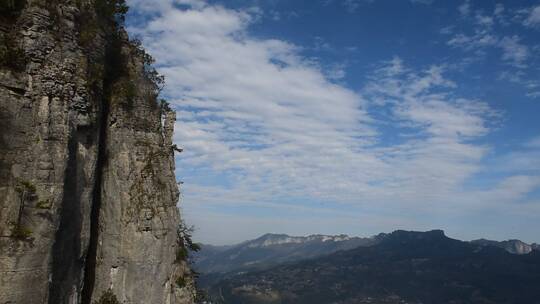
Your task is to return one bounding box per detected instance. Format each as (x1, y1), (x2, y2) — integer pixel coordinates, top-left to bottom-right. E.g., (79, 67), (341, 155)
(126, 0), (540, 245)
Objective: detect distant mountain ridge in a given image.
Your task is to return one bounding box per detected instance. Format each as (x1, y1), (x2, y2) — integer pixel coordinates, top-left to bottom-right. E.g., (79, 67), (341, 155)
(196, 232), (539, 272)
(194, 233), (377, 286)
(208, 230), (540, 304)
(195, 231), (540, 293)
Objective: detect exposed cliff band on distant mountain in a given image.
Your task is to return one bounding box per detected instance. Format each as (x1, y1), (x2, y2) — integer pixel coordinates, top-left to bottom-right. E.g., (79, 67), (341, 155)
(471, 238), (540, 255)
(0, 1), (194, 303)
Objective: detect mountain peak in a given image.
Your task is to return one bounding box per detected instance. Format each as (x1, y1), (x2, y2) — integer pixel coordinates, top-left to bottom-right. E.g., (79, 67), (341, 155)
(386, 229), (447, 240)
(374, 230), (454, 250)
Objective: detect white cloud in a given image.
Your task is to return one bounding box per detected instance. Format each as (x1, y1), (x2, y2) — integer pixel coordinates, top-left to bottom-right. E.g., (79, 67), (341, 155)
(447, 31), (498, 51)
(321, 0), (371, 13)
(326, 63), (347, 80)
(526, 136), (540, 148)
(446, 3), (532, 70)
(499, 70), (540, 98)
(127, 0), (540, 243)
(458, 1), (470, 17)
(343, 0), (362, 12)
(499, 36), (529, 68)
(439, 25), (454, 35)
(323, 0), (430, 13)
(494, 3), (504, 17)
(475, 13), (494, 27)
(523, 5), (540, 28)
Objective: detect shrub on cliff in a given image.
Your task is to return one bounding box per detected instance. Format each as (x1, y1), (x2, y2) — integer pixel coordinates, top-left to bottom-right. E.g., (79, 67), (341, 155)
(11, 224), (32, 240)
(94, 289), (120, 304)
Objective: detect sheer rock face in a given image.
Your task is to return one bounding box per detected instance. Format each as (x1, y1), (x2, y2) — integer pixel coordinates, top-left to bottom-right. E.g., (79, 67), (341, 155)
(0, 1), (194, 303)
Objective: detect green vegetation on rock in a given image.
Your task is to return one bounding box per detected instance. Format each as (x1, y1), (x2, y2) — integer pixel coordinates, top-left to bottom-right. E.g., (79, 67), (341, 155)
(10, 223), (32, 240)
(176, 276), (187, 288)
(176, 223), (201, 264)
(93, 289), (120, 304)
(36, 199), (52, 209)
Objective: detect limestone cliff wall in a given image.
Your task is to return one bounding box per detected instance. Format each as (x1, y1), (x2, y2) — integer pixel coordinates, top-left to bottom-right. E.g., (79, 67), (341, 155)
(0, 1), (195, 303)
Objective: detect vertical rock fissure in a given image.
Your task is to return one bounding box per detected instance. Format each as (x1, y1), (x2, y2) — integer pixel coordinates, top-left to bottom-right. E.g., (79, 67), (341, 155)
(80, 108), (107, 304)
(81, 81), (111, 304)
(81, 89), (109, 304)
(80, 118), (106, 304)
(48, 132), (84, 303)
(81, 31), (120, 304)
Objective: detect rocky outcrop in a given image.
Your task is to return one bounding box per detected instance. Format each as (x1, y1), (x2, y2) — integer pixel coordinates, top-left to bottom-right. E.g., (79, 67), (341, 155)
(0, 1), (195, 303)
(471, 238), (538, 255)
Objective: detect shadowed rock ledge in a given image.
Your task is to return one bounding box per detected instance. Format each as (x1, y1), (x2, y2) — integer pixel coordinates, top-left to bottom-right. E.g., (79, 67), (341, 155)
(0, 1), (195, 303)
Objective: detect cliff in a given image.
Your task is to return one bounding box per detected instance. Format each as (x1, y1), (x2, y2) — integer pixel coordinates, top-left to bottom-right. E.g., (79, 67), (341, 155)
(0, 0), (195, 303)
